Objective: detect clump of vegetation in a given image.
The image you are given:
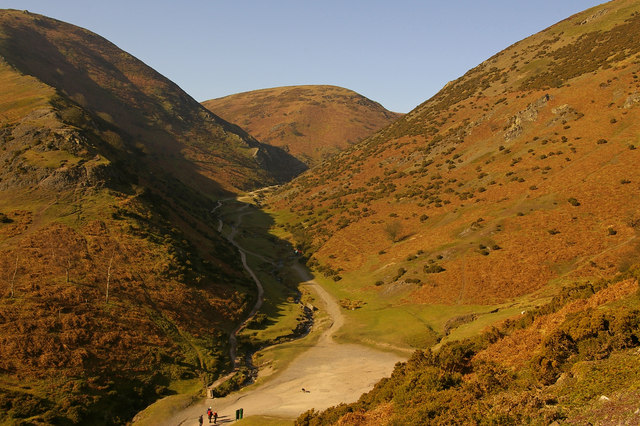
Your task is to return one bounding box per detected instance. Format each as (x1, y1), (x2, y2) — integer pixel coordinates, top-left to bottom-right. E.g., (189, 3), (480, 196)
(339, 299), (365, 310)
(424, 262), (445, 273)
(568, 197), (581, 206)
(383, 220), (403, 242)
(393, 268), (407, 281)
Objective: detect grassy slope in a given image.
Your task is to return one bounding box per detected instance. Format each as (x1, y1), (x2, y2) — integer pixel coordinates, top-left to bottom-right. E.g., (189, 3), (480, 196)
(268, 0), (640, 350)
(202, 85), (403, 166)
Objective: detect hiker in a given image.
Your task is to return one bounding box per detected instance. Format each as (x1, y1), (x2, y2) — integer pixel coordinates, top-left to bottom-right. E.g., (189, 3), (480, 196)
(213, 411), (218, 424)
(207, 407), (213, 423)
(198, 414), (203, 425)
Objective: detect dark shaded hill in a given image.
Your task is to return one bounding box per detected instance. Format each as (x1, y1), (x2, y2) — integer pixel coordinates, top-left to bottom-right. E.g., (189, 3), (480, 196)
(0, 9), (305, 192)
(202, 85), (402, 166)
(0, 9), (301, 424)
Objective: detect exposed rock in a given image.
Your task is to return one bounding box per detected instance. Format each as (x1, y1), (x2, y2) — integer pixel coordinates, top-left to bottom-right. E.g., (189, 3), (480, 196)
(577, 8), (609, 25)
(547, 104), (582, 127)
(504, 94), (552, 141)
(624, 93), (640, 109)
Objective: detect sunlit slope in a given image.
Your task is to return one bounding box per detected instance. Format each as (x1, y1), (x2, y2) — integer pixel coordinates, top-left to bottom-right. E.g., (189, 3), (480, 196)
(203, 85), (402, 166)
(271, 0), (640, 307)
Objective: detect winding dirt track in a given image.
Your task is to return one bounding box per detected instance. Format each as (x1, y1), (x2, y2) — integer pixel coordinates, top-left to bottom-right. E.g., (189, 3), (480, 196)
(159, 205), (406, 425)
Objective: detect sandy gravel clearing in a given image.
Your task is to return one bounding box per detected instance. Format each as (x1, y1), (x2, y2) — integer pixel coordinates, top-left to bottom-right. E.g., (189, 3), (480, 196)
(160, 264), (406, 425)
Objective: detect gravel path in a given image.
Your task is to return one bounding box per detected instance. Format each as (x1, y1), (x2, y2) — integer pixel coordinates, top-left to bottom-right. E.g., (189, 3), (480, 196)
(160, 265), (405, 425)
(156, 203), (406, 425)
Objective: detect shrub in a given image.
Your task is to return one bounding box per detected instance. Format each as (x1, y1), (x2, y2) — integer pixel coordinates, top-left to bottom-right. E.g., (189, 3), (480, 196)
(383, 220), (403, 242)
(567, 197), (580, 206)
(424, 264), (445, 274)
(437, 339), (479, 374)
(393, 268), (407, 281)
(531, 330), (577, 385)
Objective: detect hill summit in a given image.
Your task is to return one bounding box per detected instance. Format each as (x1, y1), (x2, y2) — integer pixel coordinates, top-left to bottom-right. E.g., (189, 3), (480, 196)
(203, 85), (402, 166)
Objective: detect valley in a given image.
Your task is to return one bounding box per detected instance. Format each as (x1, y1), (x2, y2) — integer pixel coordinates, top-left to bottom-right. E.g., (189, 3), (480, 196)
(2, 0), (640, 424)
(131, 198), (406, 425)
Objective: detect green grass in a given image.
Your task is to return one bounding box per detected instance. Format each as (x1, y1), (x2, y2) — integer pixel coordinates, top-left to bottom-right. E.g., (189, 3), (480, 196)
(215, 198), (334, 383)
(22, 148), (82, 169)
(238, 254), (302, 345)
(0, 61), (55, 120)
(217, 200), (304, 346)
(236, 415), (294, 425)
(308, 267), (557, 353)
(130, 379), (202, 426)
(557, 348), (640, 412)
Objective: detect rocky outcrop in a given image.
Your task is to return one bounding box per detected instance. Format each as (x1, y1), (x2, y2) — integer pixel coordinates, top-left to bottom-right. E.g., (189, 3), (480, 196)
(504, 94), (552, 141)
(624, 93), (640, 109)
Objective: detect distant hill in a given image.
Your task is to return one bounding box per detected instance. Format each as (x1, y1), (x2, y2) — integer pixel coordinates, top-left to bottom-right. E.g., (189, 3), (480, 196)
(265, 0), (640, 421)
(0, 9), (301, 424)
(202, 85), (402, 166)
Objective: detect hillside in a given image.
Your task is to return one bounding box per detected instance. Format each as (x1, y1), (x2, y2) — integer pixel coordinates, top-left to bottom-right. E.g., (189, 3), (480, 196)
(202, 85), (402, 166)
(261, 0), (640, 420)
(0, 9), (302, 425)
(270, 0), (640, 308)
(0, 9), (305, 192)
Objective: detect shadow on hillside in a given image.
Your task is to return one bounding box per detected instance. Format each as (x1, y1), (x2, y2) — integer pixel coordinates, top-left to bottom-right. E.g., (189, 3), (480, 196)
(0, 17), (305, 196)
(213, 197), (315, 346)
(4, 15), (316, 342)
(0, 12), (315, 424)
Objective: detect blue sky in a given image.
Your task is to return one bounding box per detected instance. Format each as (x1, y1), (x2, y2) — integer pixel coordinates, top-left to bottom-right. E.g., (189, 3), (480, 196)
(3, 1), (604, 112)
